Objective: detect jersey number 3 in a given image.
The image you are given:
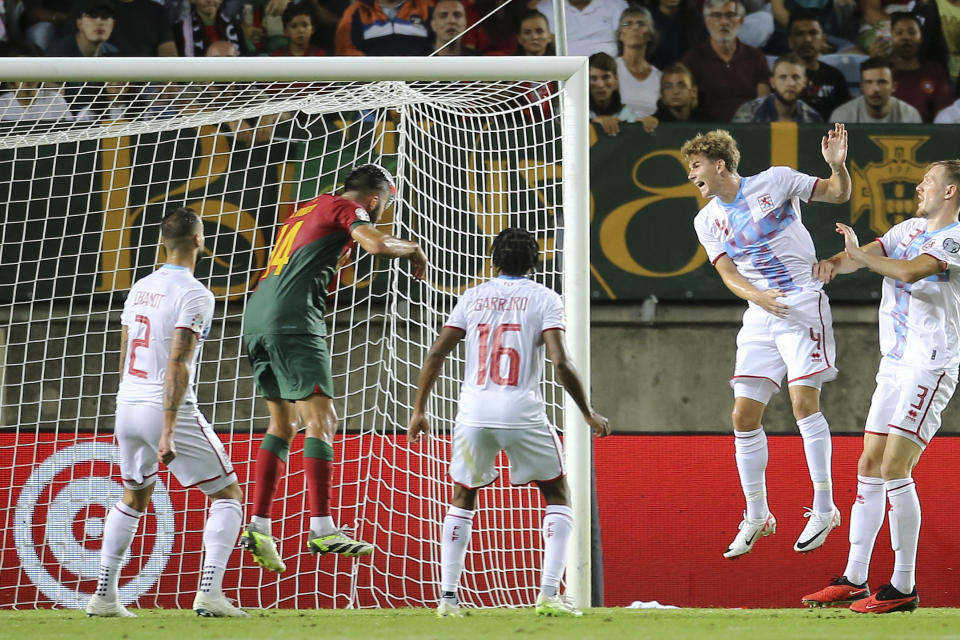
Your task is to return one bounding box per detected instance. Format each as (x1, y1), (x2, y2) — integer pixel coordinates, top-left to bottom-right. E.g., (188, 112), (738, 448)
(477, 323), (521, 386)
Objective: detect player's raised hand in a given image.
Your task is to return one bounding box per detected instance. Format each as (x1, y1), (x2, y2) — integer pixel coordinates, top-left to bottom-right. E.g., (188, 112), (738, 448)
(813, 258), (838, 283)
(587, 411), (610, 438)
(821, 123), (848, 167)
(409, 247), (428, 281)
(836, 222), (862, 259)
(158, 432), (176, 465)
(407, 411), (431, 443)
(755, 288), (789, 318)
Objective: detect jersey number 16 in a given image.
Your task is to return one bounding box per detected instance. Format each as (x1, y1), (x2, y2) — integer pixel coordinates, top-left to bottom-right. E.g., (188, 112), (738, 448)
(477, 323), (521, 386)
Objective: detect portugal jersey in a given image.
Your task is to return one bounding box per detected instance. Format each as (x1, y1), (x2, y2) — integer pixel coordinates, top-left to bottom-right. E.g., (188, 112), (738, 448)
(877, 218), (960, 371)
(445, 276), (565, 428)
(694, 166), (821, 294)
(244, 194), (370, 337)
(117, 264), (214, 406)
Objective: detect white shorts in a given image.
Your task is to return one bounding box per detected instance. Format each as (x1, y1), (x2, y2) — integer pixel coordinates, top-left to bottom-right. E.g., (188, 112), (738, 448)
(449, 423), (565, 489)
(731, 289), (838, 398)
(115, 402), (237, 495)
(864, 358), (958, 450)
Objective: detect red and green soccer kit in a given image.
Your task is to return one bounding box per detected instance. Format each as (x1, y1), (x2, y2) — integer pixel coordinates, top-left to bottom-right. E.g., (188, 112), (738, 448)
(243, 193), (370, 400)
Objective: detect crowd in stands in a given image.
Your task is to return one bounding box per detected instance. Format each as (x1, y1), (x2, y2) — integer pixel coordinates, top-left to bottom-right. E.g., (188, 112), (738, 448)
(3, 0), (960, 131)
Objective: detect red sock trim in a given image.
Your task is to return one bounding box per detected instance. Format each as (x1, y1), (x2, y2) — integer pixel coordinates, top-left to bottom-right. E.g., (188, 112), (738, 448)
(304, 456), (332, 517)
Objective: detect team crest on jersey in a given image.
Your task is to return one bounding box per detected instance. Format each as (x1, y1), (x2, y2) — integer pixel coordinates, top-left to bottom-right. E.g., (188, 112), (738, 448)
(757, 194), (775, 212)
(354, 207), (370, 222)
(943, 238), (960, 254)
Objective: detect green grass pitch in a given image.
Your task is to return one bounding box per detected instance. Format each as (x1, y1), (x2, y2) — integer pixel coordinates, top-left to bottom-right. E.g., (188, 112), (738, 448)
(4, 607), (960, 640)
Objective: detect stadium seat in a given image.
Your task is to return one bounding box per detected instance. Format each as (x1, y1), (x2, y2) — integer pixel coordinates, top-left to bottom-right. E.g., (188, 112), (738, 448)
(819, 53), (868, 97)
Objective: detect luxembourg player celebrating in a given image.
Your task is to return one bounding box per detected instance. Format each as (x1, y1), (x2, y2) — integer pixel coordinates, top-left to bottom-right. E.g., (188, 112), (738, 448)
(407, 228), (610, 618)
(86, 208), (247, 618)
(682, 125), (851, 558)
(802, 161), (960, 613)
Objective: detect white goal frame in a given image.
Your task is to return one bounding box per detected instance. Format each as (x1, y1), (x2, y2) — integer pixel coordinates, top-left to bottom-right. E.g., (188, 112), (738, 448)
(0, 55), (593, 607)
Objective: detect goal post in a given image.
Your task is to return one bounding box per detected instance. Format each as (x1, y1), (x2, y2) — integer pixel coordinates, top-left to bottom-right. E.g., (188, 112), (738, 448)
(0, 56), (593, 609)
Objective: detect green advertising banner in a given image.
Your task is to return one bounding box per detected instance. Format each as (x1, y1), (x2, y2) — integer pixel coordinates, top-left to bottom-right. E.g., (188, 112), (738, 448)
(590, 122), (957, 301)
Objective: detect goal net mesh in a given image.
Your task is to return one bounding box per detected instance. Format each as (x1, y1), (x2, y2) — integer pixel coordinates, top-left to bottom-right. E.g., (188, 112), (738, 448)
(0, 75), (569, 610)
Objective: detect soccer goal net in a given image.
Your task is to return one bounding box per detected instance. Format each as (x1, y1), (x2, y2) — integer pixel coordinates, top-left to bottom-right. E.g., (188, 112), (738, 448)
(0, 57), (590, 611)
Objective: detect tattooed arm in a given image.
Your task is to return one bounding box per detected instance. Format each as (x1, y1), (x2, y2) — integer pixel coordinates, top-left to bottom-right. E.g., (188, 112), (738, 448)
(159, 328), (199, 465)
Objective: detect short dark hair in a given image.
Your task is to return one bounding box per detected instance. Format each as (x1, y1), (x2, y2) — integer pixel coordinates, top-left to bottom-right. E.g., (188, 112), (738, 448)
(860, 56), (894, 76)
(889, 11), (921, 32)
(344, 164), (395, 196)
(589, 52), (617, 74)
(281, 3), (315, 27)
(491, 227), (540, 276)
(787, 8), (823, 31)
(161, 207), (201, 247)
(772, 53), (806, 74)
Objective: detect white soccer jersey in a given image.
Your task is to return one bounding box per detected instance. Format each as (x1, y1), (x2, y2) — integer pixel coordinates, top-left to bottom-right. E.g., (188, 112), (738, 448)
(117, 264), (215, 406)
(694, 166), (821, 294)
(877, 218), (960, 371)
(445, 276), (565, 428)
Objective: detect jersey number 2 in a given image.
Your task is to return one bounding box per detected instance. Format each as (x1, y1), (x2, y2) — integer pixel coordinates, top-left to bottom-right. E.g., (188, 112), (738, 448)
(128, 315), (150, 379)
(477, 323), (521, 386)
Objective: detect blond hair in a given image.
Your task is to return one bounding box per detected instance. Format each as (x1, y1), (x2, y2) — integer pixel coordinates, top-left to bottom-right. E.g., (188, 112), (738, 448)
(680, 130), (741, 173)
(931, 160), (960, 188)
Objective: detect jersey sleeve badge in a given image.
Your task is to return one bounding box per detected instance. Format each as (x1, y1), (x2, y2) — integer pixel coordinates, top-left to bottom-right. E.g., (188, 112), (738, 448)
(189, 313), (207, 335)
(943, 238), (960, 254)
(354, 207), (370, 222)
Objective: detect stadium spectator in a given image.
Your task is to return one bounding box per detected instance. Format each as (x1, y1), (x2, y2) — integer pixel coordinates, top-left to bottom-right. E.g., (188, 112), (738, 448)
(21, 0), (71, 51)
(829, 57), (921, 123)
(107, 0), (177, 56)
(407, 227), (610, 619)
(227, 0), (289, 54)
(934, 95), (960, 123)
(240, 165), (427, 573)
(787, 10), (850, 121)
(535, 0), (628, 57)
(685, 124), (851, 560)
(614, 5), (661, 120)
(269, 3), (325, 56)
(589, 52), (639, 135)
(682, 0), (771, 122)
(335, 0), (433, 56)
(0, 78), (71, 121)
(732, 53), (823, 122)
(514, 9), (555, 55)
(802, 160), (960, 615)
(644, 0), (707, 68)
(84, 207), (247, 619)
(654, 62), (707, 122)
(888, 12), (951, 123)
(431, 0), (475, 55)
(46, 0), (120, 56)
(767, 0), (857, 54)
(175, 0), (250, 57)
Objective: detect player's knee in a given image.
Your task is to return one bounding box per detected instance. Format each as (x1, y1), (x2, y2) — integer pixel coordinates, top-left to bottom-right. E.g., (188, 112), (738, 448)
(731, 406), (762, 430)
(857, 451), (882, 477)
(536, 478), (568, 505)
(123, 487), (152, 513)
(880, 456), (914, 481)
(268, 419), (298, 442)
(452, 484), (477, 510)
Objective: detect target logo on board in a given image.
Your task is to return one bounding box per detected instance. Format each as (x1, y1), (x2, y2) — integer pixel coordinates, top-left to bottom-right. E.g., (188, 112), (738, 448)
(13, 442), (174, 609)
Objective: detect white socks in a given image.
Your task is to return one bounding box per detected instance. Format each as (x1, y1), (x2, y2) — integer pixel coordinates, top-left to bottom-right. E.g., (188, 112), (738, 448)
(843, 475), (885, 585)
(541, 505), (574, 597)
(886, 478), (920, 594)
(440, 507), (475, 599)
(249, 515), (271, 535)
(95, 502), (143, 601)
(199, 499), (243, 597)
(309, 516), (336, 537)
(734, 427), (769, 521)
(797, 412), (834, 514)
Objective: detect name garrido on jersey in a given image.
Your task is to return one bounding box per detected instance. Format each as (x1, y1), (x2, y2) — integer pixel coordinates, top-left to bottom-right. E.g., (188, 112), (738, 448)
(472, 296), (529, 312)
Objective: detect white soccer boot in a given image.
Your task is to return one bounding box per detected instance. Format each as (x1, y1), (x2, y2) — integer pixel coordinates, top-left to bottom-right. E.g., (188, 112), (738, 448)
(85, 594), (136, 618)
(193, 592), (250, 617)
(794, 507), (841, 552)
(436, 600), (463, 618)
(723, 511), (777, 558)
(535, 593), (583, 617)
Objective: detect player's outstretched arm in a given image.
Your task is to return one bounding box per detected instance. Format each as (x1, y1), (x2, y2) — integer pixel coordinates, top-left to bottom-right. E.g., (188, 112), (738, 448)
(714, 255), (790, 319)
(159, 328), (198, 465)
(543, 330), (610, 437)
(351, 225), (427, 280)
(407, 327), (464, 443)
(811, 123), (851, 204)
(836, 223), (943, 283)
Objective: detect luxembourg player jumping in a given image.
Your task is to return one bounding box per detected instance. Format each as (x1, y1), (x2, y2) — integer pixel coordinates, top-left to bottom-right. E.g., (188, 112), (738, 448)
(86, 207), (247, 618)
(407, 227), (610, 618)
(240, 164), (427, 572)
(802, 160), (960, 613)
(683, 125), (851, 558)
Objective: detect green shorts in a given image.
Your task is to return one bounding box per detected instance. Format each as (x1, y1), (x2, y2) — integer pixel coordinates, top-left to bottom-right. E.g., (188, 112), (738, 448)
(243, 333), (334, 401)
